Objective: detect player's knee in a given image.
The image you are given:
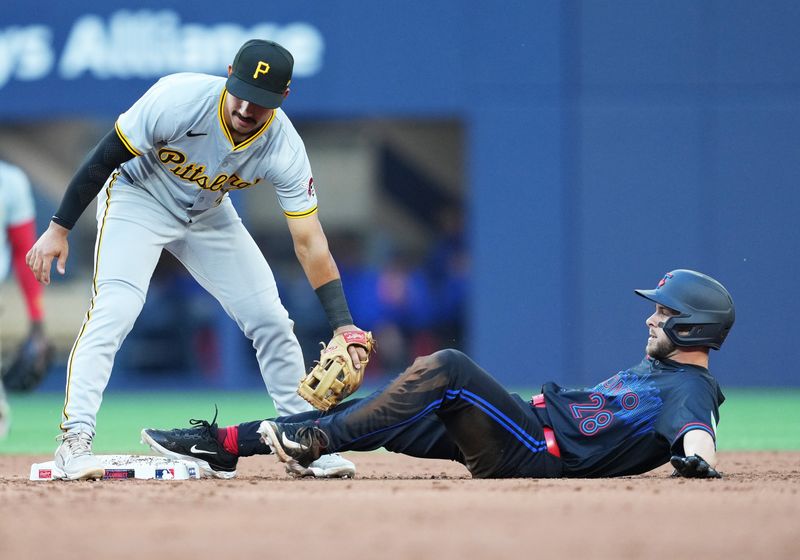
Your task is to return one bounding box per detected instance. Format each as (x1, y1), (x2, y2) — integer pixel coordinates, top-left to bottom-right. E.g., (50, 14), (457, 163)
(401, 352), (445, 382)
(94, 279), (147, 324)
(433, 349), (469, 370)
(407, 349), (469, 380)
(435, 349), (486, 385)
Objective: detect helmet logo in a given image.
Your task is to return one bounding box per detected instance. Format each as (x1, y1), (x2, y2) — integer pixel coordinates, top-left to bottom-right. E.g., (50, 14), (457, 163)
(657, 272), (673, 288)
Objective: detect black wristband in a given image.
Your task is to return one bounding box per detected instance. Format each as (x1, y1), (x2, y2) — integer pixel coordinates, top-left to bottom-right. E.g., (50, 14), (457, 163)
(315, 279), (353, 330)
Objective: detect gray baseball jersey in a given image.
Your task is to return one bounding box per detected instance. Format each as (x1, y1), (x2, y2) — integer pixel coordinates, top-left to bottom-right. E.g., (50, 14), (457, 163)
(115, 72), (317, 218)
(0, 160), (35, 281)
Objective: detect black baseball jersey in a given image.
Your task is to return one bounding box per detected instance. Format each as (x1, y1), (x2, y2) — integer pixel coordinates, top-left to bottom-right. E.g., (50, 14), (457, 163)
(542, 357), (724, 477)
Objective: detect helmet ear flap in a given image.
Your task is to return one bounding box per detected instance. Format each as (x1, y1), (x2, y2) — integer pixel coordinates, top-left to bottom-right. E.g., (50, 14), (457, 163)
(663, 320), (725, 350)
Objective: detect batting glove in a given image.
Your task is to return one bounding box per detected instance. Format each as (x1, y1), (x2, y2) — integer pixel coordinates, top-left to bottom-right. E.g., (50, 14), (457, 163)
(670, 454), (722, 479)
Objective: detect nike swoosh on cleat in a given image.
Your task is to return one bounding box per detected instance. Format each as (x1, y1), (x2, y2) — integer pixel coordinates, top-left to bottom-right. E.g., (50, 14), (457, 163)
(186, 130), (207, 137)
(281, 433), (308, 451)
(190, 445), (217, 455)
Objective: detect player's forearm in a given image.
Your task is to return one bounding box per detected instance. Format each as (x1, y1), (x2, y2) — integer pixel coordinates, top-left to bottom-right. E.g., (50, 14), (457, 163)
(682, 429), (717, 467)
(296, 248), (354, 330)
(288, 215), (354, 329)
(315, 279), (354, 330)
(52, 128), (136, 229)
(290, 221), (338, 288)
(296, 248), (340, 288)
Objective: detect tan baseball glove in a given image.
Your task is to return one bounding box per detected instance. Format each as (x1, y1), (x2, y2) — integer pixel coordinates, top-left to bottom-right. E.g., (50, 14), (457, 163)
(298, 330), (375, 411)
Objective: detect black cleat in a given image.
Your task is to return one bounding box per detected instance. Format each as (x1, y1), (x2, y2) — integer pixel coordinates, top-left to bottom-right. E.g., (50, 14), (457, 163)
(141, 413), (238, 479)
(257, 420), (328, 469)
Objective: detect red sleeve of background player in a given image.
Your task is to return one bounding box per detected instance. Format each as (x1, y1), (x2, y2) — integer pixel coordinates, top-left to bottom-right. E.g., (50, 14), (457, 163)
(7, 219), (44, 321)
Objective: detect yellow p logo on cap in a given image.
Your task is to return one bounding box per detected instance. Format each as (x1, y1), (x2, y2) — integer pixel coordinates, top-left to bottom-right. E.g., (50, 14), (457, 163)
(253, 61), (271, 79)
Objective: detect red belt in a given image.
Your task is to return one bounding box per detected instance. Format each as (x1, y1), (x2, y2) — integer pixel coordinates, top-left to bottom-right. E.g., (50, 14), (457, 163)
(531, 393), (561, 458)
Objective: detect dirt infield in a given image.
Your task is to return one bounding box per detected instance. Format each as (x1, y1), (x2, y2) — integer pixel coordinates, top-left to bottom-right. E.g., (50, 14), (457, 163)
(1, 451), (798, 560)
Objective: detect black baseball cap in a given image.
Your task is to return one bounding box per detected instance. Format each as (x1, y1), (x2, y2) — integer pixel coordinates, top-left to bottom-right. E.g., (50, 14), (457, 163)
(226, 39), (294, 109)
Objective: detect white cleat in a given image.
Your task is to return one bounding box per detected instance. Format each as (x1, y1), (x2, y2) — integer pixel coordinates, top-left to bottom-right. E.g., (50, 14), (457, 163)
(55, 431), (105, 480)
(257, 420), (355, 479)
(302, 454), (356, 479)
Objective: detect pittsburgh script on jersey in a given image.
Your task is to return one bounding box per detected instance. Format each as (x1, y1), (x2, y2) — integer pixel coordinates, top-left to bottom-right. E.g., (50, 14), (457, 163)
(157, 148), (260, 191)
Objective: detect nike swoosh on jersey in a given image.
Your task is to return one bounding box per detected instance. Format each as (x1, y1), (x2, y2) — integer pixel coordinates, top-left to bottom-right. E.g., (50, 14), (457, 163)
(186, 130), (208, 137)
(190, 444), (217, 455)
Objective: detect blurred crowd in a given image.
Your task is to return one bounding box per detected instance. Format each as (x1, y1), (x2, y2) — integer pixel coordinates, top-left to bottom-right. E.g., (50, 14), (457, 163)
(113, 207), (469, 385)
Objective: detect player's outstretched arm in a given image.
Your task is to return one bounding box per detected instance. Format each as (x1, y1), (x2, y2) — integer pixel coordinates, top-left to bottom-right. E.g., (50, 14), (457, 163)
(671, 429), (720, 478)
(286, 213), (368, 369)
(286, 212), (338, 287)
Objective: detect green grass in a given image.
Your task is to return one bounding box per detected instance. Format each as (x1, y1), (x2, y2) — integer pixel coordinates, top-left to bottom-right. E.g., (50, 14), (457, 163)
(715, 389), (800, 450)
(1, 389), (799, 455)
(1, 391), (279, 454)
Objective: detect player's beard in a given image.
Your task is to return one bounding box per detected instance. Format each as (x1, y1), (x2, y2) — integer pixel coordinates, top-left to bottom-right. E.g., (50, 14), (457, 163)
(646, 334), (677, 360)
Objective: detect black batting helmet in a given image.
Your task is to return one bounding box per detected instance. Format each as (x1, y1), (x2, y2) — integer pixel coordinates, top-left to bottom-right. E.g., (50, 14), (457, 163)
(635, 269), (735, 350)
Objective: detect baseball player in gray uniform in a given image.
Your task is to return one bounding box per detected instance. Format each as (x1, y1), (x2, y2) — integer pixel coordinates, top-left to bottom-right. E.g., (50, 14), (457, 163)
(26, 40), (369, 480)
(1, 160), (47, 437)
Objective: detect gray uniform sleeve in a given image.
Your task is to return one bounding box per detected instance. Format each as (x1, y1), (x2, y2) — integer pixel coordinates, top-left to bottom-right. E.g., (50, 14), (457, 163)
(116, 77), (181, 155)
(272, 147), (317, 218)
(264, 115), (318, 218)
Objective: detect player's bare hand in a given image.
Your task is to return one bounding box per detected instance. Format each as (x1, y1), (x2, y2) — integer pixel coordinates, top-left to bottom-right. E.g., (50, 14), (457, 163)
(333, 324), (370, 370)
(26, 222), (70, 285)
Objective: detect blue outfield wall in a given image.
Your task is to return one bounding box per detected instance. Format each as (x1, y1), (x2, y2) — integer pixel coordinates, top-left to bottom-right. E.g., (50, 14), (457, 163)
(2, 1), (799, 386)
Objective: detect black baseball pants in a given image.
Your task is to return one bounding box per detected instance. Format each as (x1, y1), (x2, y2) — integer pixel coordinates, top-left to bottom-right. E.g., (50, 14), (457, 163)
(278, 349), (563, 478)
